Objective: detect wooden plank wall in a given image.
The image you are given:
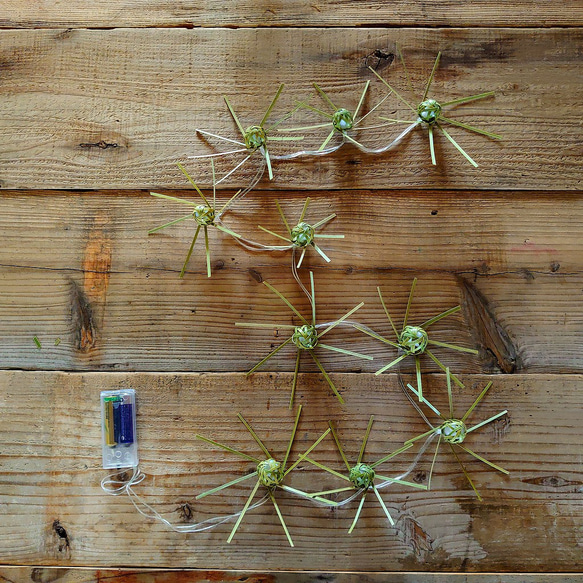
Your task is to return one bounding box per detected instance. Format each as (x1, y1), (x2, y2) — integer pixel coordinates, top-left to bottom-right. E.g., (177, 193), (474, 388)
(1, 2), (582, 581)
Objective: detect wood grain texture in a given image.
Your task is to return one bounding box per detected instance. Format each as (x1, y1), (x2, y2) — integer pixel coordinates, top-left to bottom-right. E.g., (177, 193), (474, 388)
(0, 28), (581, 191)
(2, 1), (583, 28)
(2, 568), (583, 583)
(0, 371), (581, 571)
(1, 190), (581, 373)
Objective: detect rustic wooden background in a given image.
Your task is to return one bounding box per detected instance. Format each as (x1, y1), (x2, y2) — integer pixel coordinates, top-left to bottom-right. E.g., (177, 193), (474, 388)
(1, 1), (582, 581)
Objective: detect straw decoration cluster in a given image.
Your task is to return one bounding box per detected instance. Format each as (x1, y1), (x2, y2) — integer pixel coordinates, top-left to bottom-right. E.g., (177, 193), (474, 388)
(143, 51), (509, 546)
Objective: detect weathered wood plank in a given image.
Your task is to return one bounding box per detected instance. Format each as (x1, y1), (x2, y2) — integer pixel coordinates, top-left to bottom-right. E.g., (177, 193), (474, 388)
(0, 28), (580, 190)
(0, 371), (581, 571)
(2, 568), (583, 583)
(2, 1), (583, 28)
(1, 190), (581, 373)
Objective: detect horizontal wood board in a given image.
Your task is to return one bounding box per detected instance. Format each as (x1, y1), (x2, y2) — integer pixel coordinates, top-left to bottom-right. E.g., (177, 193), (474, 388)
(0, 190), (581, 374)
(2, 568), (583, 583)
(0, 28), (581, 190)
(0, 371), (581, 571)
(2, 0), (583, 28)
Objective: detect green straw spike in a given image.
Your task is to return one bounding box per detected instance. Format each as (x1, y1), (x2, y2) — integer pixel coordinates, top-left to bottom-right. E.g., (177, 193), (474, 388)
(289, 349), (302, 409)
(310, 271), (316, 326)
(263, 281), (309, 325)
(264, 146), (274, 180)
(204, 225), (211, 278)
(211, 158), (216, 210)
(299, 455), (351, 481)
(328, 421), (352, 472)
(372, 486), (395, 526)
(404, 425), (440, 446)
(312, 243), (331, 263)
(354, 80), (370, 119)
(148, 213), (192, 234)
(425, 349), (465, 389)
(446, 367), (454, 419)
(368, 66), (417, 113)
(223, 96), (246, 138)
(377, 286), (400, 340)
(439, 116), (502, 140)
(420, 305), (461, 328)
(402, 278), (417, 331)
(437, 124), (479, 168)
(442, 91), (496, 107)
(449, 443), (482, 501)
(218, 187), (244, 216)
(406, 383), (444, 419)
(235, 323), (297, 329)
(466, 410), (508, 434)
(195, 434), (261, 463)
(428, 124), (437, 165)
(375, 353), (408, 376)
(150, 191), (197, 207)
(299, 197), (311, 223)
(296, 247), (307, 269)
(295, 100), (334, 118)
(415, 356), (423, 402)
(281, 485), (338, 507)
(196, 471), (258, 500)
(318, 302), (365, 338)
(427, 434), (442, 490)
(462, 381), (493, 423)
(310, 486), (355, 496)
(179, 225), (201, 278)
(353, 324), (401, 350)
(313, 82), (337, 112)
(378, 117), (417, 124)
(422, 52), (441, 102)
(176, 163), (210, 206)
(319, 343), (374, 360)
(371, 442), (414, 468)
(375, 474), (428, 490)
(357, 415), (375, 464)
(237, 413), (272, 459)
(269, 491), (294, 547)
(227, 478), (261, 543)
(311, 212), (337, 229)
(265, 100), (304, 133)
(278, 122), (333, 132)
(457, 444), (509, 475)
(285, 427), (331, 476)
(310, 350), (344, 404)
(247, 336), (294, 375)
(260, 84), (285, 128)
(318, 129), (336, 151)
(275, 200), (292, 235)
(396, 44), (415, 97)
(283, 404), (302, 470)
(257, 225), (291, 243)
(348, 493), (367, 534)
(214, 224), (241, 239)
(343, 134), (365, 149)
(426, 339), (478, 355)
